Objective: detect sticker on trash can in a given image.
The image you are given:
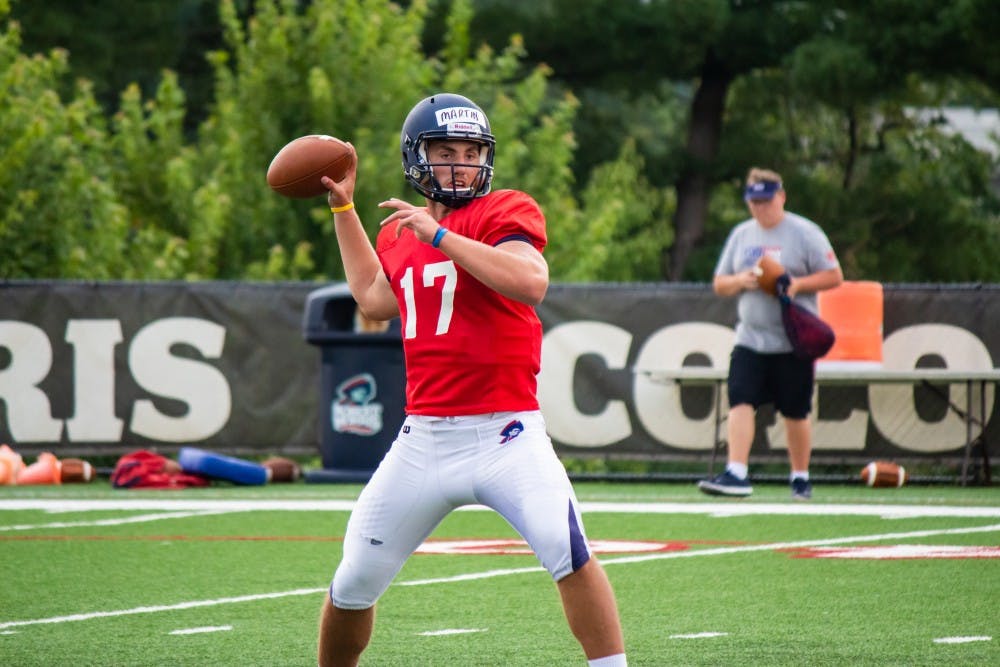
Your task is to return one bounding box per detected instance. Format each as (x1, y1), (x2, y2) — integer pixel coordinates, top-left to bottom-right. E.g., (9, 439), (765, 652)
(332, 373), (384, 436)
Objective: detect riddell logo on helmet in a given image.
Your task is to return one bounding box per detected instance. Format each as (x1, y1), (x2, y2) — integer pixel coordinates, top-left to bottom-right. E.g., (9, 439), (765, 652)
(436, 107), (486, 127)
(446, 122), (481, 134)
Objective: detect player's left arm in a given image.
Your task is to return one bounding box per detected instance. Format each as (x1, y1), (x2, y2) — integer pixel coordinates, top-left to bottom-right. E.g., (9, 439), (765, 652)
(378, 197), (548, 305)
(437, 235), (549, 305)
(787, 225), (844, 298)
(787, 266), (843, 298)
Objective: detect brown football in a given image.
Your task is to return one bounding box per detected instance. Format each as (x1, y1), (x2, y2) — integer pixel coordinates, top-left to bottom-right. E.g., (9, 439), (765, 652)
(262, 456), (302, 483)
(267, 135), (354, 198)
(59, 458), (95, 483)
(860, 461), (908, 488)
(756, 254), (785, 295)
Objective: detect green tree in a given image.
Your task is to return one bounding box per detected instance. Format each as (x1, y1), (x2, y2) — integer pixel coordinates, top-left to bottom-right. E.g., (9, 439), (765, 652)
(0, 7), (132, 279)
(9, 0), (233, 130)
(4, 0), (998, 283)
(469, 0), (1000, 282)
(2, 0), (659, 281)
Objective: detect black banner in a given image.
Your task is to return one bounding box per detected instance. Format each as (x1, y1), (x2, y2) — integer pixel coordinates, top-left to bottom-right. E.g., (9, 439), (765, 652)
(0, 281), (316, 456)
(537, 283), (1000, 463)
(1, 280), (997, 463)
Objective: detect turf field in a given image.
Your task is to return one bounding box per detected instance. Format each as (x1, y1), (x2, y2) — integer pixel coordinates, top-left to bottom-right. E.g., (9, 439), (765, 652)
(1, 480), (998, 666)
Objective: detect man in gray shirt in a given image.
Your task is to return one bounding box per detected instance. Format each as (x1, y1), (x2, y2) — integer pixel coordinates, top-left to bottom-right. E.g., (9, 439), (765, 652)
(699, 167), (843, 500)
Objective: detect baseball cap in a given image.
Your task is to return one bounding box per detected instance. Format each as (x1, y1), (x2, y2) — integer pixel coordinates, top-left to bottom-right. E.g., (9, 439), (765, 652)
(744, 180), (782, 201)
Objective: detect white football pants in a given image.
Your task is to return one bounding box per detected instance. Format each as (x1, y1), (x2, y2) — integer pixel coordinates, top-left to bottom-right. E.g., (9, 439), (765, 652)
(329, 410), (592, 609)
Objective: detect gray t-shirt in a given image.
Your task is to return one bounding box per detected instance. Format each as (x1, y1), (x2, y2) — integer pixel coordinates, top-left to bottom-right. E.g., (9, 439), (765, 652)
(715, 211), (839, 353)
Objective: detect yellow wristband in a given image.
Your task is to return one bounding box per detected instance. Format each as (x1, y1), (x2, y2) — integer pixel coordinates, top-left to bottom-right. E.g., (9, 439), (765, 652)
(330, 202), (354, 214)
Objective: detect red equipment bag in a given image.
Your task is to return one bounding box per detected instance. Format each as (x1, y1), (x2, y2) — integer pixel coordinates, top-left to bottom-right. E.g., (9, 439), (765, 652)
(111, 450), (210, 489)
(775, 275), (836, 361)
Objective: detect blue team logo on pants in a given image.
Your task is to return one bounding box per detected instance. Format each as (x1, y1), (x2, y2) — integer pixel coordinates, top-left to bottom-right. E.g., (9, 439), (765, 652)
(499, 420), (524, 444)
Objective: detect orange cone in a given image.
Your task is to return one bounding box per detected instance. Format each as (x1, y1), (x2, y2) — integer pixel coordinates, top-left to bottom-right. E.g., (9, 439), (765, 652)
(16, 452), (62, 485)
(0, 444), (25, 485)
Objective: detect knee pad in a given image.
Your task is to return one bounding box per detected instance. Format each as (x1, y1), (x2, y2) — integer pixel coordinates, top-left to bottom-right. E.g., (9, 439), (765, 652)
(330, 545), (405, 609)
(330, 568), (384, 609)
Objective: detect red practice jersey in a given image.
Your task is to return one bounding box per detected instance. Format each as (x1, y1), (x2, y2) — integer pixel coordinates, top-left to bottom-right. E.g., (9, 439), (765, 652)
(376, 189), (547, 416)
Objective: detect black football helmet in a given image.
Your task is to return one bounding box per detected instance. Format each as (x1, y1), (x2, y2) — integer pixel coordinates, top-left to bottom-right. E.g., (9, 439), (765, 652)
(400, 93), (495, 208)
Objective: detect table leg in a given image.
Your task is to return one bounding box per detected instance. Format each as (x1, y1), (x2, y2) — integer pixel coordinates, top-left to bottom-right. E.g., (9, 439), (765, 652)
(980, 380), (992, 486)
(709, 380), (722, 475)
(961, 380), (973, 486)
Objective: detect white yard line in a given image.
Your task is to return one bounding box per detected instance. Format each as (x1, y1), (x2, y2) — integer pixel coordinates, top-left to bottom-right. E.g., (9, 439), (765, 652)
(2, 498), (998, 518)
(0, 589), (326, 630)
(933, 636), (992, 644)
(397, 522), (1000, 584)
(596, 522), (1000, 566)
(0, 499), (359, 512)
(169, 625), (233, 635)
(2, 520), (998, 631)
(0, 510), (237, 532)
(417, 628), (487, 636)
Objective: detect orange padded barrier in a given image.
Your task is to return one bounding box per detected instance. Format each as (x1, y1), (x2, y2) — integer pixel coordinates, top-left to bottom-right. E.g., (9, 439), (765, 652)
(818, 281), (883, 365)
(16, 452), (61, 485)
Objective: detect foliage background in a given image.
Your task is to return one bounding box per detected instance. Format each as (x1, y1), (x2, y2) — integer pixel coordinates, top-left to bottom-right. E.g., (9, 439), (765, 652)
(2, 0), (999, 283)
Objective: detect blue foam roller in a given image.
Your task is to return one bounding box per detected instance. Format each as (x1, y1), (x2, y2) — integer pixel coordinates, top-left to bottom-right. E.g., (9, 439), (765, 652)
(178, 447), (268, 485)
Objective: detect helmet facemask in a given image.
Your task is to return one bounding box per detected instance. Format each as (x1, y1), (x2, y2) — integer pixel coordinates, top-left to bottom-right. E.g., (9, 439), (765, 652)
(406, 137), (494, 208)
(400, 94), (496, 209)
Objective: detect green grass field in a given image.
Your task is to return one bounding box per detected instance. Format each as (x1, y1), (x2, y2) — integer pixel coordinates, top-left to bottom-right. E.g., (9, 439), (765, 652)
(2, 481), (998, 666)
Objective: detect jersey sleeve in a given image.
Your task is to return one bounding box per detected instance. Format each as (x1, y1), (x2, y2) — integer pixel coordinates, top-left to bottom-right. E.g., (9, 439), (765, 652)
(477, 190), (547, 251)
(714, 225), (741, 276)
(802, 221), (839, 273)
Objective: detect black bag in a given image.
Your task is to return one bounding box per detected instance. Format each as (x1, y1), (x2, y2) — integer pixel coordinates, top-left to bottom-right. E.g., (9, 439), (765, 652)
(775, 274), (836, 360)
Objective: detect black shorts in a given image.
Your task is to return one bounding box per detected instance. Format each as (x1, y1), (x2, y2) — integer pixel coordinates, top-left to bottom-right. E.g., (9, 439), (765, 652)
(727, 345), (815, 419)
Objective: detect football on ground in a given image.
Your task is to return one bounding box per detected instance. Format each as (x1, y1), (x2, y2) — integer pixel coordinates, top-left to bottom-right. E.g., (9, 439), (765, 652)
(60, 458), (95, 483)
(860, 460), (908, 488)
(267, 135), (354, 198)
(262, 456), (302, 483)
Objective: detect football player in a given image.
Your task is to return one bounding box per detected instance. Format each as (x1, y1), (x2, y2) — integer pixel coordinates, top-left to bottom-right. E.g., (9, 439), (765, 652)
(317, 93), (627, 666)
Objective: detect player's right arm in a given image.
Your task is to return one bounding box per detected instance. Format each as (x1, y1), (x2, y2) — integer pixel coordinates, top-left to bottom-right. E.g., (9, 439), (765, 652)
(329, 203), (398, 320)
(321, 156), (399, 322)
(712, 226), (758, 297)
(714, 269), (760, 297)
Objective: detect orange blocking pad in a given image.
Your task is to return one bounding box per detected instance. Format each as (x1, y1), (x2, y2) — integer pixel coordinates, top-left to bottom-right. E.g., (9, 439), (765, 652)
(16, 452), (61, 485)
(818, 281), (883, 365)
(0, 444), (25, 484)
